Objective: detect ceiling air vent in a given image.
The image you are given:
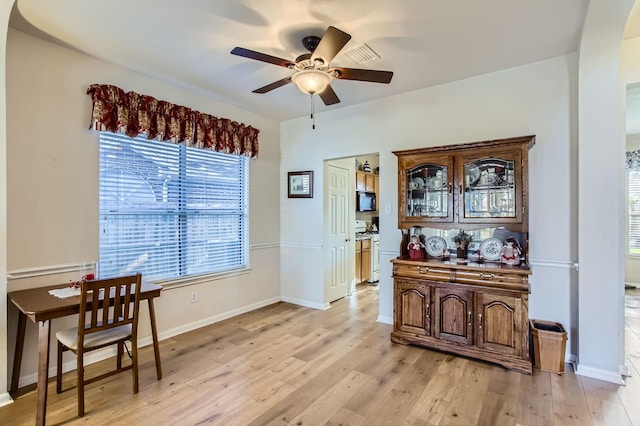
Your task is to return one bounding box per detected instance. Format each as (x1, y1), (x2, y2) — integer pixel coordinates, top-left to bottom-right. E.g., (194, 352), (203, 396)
(343, 43), (381, 64)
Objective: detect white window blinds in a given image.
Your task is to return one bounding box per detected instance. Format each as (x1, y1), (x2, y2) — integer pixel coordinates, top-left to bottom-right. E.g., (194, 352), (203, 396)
(99, 133), (249, 280)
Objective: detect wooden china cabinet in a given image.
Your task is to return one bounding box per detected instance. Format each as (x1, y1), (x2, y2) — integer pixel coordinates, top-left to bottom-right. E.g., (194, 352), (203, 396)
(391, 135), (535, 374)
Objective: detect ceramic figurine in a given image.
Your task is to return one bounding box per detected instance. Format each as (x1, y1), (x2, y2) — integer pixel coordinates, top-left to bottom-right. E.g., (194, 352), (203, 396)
(500, 237), (522, 265)
(408, 234), (425, 259)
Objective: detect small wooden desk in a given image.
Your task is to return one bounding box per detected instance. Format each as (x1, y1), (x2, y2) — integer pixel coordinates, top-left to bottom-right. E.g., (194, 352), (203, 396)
(8, 281), (163, 426)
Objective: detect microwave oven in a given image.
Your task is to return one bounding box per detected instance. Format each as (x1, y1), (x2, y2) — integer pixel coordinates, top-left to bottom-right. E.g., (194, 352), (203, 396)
(357, 191), (376, 212)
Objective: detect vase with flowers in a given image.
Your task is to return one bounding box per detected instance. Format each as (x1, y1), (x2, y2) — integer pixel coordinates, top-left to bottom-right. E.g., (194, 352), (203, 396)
(453, 230), (473, 260)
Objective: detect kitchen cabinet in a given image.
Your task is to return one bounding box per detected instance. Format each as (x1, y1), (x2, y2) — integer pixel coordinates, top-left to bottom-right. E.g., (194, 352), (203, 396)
(361, 239), (371, 283)
(356, 243), (361, 283)
(391, 135), (534, 374)
(356, 171), (377, 193)
(356, 171), (379, 212)
(356, 171), (366, 191)
(355, 238), (371, 284)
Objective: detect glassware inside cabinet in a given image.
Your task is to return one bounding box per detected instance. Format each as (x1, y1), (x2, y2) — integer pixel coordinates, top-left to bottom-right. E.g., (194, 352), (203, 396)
(464, 158), (516, 218)
(406, 163), (448, 218)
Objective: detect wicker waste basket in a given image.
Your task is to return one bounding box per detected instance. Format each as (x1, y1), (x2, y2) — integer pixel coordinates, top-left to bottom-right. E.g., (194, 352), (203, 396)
(530, 319), (567, 374)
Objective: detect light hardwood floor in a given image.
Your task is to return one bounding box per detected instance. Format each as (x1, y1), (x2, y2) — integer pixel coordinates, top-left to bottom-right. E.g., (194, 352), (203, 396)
(2, 284), (640, 425)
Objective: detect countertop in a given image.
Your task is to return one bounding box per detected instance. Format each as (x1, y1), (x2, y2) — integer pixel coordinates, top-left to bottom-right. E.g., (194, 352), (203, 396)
(355, 233), (378, 240)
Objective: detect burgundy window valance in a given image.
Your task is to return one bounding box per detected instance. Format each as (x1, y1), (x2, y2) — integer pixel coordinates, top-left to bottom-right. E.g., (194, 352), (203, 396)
(87, 84), (259, 158)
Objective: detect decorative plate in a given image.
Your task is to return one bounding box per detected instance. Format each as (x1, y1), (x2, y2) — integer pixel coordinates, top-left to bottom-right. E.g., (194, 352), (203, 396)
(425, 236), (447, 258)
(480, 237), (503, 261)
(412, 176), (425, 189)
(427, 176), (443, 189)
(466, 165), (481, 185)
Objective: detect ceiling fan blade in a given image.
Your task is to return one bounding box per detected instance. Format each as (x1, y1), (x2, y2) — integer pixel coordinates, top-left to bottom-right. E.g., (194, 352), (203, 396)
(319, 84), (340, 106)
(231, 47), (295, 69)
(330, 67), (393, 84)
(252, 76), (293, 94)
(311, 26), (352, 65)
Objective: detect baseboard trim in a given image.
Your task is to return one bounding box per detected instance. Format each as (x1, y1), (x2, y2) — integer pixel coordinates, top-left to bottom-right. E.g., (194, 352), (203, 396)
(377, 315), (393, 324)
(0, 392), (13, 407)
(280, 296), (329, 310)
(156, 296), (282, 341)
(621, 363), (631, 378)
(575, 363), (625, 384)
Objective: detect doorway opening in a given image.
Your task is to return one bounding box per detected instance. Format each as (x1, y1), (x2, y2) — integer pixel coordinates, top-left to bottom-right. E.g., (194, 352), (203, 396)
(625, 83), (640, 377)
(323, 153), (380, 305)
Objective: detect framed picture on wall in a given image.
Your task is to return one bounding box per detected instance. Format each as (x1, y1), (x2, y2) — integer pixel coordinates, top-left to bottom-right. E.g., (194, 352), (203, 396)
(288, 171), (313, 198)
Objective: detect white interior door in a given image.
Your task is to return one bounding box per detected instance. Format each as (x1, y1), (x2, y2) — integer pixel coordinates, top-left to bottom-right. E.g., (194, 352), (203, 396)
(326, 162), (352, 302)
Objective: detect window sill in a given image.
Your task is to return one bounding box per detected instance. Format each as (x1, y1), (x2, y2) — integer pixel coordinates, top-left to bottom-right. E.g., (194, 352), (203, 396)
(154, 267), (252, 290)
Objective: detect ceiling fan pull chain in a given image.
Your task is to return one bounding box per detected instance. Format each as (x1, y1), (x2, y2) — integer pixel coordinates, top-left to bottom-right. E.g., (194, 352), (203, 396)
(310, 94), (316, 130)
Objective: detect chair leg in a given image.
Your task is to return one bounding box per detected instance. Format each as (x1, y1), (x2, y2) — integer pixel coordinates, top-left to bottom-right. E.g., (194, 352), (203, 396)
(117, 342), (123, 370)
(132, 338), (139, 394)
(77, 350), (84, 417)
(56, 341), (63, 394)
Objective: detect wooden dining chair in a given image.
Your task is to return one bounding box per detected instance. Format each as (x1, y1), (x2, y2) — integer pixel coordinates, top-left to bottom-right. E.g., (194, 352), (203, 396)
(55, 273), (142, 417)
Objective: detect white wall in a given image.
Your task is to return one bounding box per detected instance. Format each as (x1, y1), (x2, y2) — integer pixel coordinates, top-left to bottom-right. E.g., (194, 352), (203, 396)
(0, 0), (13, 406)
(281, 55), (578, 351)
(4, 29), (282, 386)
(577, 0), (635, 383)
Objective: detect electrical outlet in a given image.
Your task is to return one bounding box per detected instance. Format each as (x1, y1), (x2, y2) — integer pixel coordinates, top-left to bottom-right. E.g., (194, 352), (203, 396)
(190, 291), (199, 303)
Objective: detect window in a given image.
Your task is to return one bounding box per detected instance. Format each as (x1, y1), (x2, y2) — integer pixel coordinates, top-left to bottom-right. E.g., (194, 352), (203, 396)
(99, 133), (249, 281)
(629, 169), (640, 254)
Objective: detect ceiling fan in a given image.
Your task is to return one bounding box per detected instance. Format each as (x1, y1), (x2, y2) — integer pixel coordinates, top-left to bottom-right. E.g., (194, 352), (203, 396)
(230, 26), (394, 106)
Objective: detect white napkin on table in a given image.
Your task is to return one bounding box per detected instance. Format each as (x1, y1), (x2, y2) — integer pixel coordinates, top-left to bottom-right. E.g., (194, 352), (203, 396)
(48, 287), (81, 298)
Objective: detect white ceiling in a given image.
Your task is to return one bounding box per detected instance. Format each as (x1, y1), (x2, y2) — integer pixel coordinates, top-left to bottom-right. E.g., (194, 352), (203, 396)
(10, 0), (591, 122)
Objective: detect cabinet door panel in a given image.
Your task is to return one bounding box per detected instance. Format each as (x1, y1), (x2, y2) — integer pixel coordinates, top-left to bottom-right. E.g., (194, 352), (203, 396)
(458, 148), (523, 224)
(356, 172), (366, 191)
(365, 174), (375, 192)
(477, 293), (523, 356)
(434, 287), (473, 345)
(355, 241), (362, 283)
(398, 154), (454, 227)
(362, 244), (371, 282)
(394, 280), (430, 336)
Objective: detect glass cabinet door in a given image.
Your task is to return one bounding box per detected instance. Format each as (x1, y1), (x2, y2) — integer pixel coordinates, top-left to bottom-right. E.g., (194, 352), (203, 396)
(400, 156), (454, 224)
(407, 163), (448, 218)
(459, 151), (522, 223)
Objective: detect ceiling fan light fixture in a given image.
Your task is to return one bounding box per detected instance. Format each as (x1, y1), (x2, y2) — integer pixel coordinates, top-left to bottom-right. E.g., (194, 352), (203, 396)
(291, 69), (332, 95)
